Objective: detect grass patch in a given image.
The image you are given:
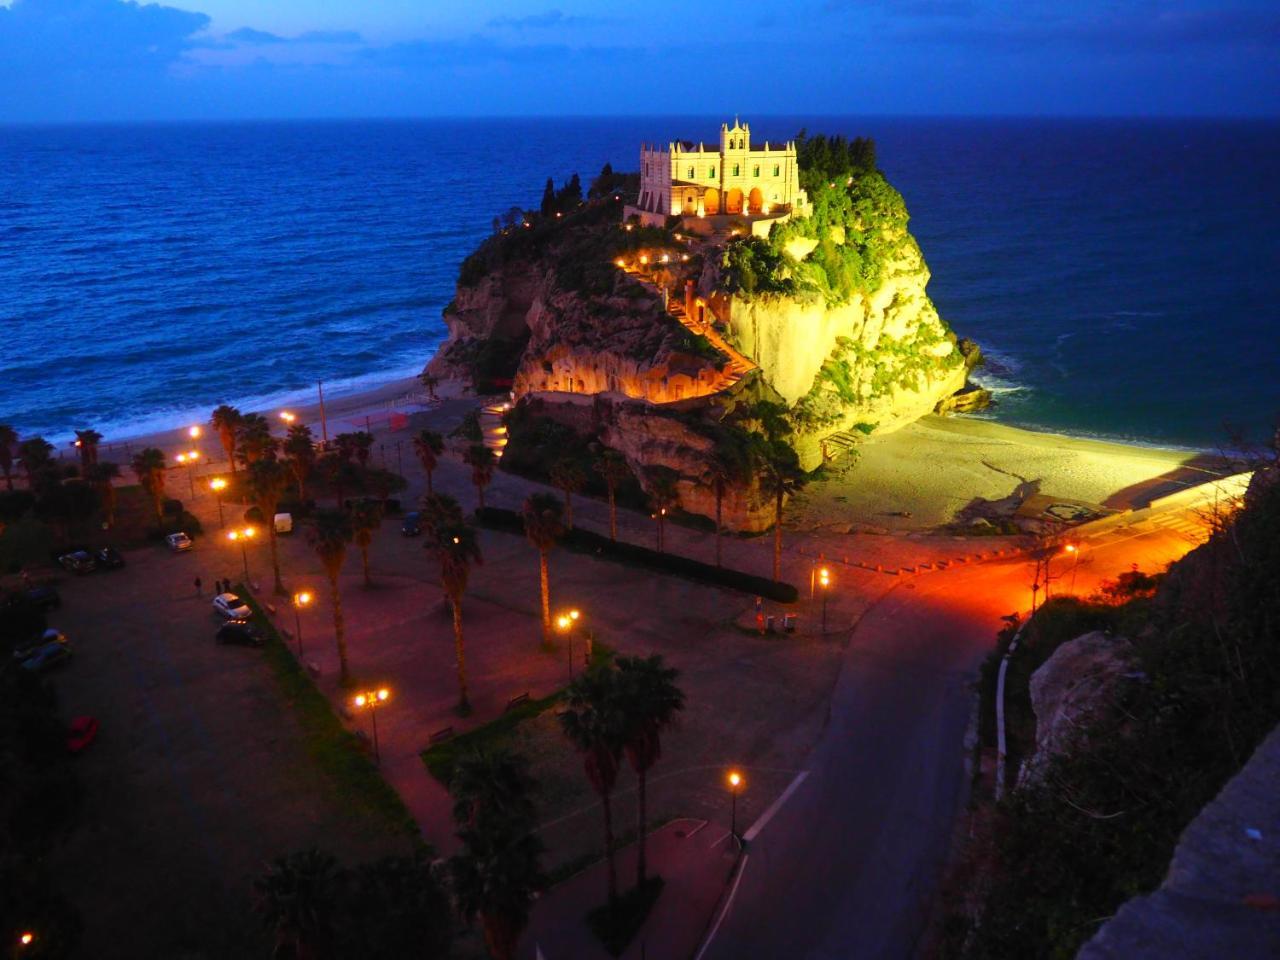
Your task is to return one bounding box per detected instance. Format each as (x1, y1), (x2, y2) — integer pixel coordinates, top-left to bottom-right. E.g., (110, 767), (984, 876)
(421, 641), (615, 786)
(238, 586), (422, 844)
(586, 876), (665, 956)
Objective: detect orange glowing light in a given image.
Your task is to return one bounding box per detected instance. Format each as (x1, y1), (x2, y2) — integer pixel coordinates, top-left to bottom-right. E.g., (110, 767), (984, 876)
(728, 771), (742, 789)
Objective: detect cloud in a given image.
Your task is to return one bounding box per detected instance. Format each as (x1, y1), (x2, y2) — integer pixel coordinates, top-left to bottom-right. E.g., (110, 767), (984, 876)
(486, 8), (610, 29)
(0, 0), (208, 68)
(226, 26), (362, 46)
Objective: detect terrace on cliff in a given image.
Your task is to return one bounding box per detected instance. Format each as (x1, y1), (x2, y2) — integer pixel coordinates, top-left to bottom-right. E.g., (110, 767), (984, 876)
(427, 130), (977, 528)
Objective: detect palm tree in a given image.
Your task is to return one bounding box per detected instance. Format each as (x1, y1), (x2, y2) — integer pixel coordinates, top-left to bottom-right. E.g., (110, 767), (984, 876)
(521, 493), (564, 646)
(86, 461), (121, 529)
(449, 748), (543, 960)
(420, 492), (464, 543)
(252, 848), (341, 960)
(432, 522), (483, 714)
(130, 447), (167, 526)
(211, 404), (243, 473)
(550, 456), (587, 529)
(707, 435), (751, 568)
(309, 509), (354, 685)
(350, 499), (383, 588)
(74, 429), (102, 471)
(18, 437), (53, 487)
(560, 665), (627, 907)
(412, 430), (444, 495)
(754, 437), (804, 582)
(283, 423), (316, 500)
(616, 655), (685, 887)
(594, 449), (631, 542)
(249, 458), (291, 595)
(463, 444), (496, 512)
(419, 372), (440, 400)
(645, 466), (681, 553)
(236, 413), (276, 467)
(0, 424), (16, 490)
(351, 431), (374, 469)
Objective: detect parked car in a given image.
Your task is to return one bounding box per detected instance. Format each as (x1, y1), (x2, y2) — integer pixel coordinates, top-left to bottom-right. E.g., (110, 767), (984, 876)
(21, 585), (61, 611)
(216, 620), (264, 648)
(58, 550), (97, 574)
(166, 532), (194, 552)
(20, 642), (71, 673)
(95, 546), (126, 569)
(212, 592), (253, 620)
(66, 716), (100, 754)
(12, 629), (67, 661)
(401, 512), (422, 537)
(274, 512), (293, 534)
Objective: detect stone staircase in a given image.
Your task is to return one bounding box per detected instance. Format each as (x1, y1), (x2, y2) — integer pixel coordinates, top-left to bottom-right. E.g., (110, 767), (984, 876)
(818, 430), (863, 460)
(479, 403), (509, 460)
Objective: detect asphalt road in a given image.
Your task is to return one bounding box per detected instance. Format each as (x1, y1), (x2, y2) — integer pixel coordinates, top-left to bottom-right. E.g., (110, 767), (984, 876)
(700, 511), (1207, 960)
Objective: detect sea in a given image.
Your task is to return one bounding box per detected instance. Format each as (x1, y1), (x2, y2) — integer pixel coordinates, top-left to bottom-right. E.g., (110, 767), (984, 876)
(2, 116), (1277, 451)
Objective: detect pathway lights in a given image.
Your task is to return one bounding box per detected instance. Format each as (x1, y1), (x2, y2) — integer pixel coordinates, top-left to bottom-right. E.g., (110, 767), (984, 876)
(353, 688), (390, 763)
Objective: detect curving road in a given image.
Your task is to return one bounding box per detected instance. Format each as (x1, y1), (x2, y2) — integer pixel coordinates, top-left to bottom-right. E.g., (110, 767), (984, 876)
(700, 509), (1209, 960)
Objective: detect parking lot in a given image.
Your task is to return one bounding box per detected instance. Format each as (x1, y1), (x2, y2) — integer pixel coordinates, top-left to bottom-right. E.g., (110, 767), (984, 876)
(37, 542), (414, 959)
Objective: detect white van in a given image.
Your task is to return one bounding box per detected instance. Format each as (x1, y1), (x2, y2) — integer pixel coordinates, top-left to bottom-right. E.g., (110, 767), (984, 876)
(274, 512), (293, 535)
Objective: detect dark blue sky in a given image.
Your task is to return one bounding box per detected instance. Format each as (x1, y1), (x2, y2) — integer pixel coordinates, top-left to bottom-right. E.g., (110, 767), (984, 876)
(1, 0), (1277, 122)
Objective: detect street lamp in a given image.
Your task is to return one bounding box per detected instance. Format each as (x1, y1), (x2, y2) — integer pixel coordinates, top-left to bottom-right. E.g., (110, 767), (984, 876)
(227, 526), (256, 584)
(1065, 543), (1081, 594)
(727, 770), (744, 840)
(188, 425), (202, 440)
(175, 450), (200, 498)
(292, 591), (312, 658)
(818, 566), (832, 633)
(209, 477), (227, 528)
(279, 411), (297, 428)
(555, 607), (583, 679)
(353, 687), (390, 763)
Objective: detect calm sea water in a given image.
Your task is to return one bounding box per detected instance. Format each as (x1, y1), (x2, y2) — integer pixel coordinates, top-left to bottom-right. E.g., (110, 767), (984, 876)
(2, 117), (1277, 449)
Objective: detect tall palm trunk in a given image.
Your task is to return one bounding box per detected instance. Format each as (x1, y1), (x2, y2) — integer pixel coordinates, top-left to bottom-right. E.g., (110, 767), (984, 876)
(607, 489), (617, 541)
(425, 466), (434, 496)
(636, 765), (649, 886)
(327, 569), (349, 684)
(451, 597), (470, 712)
(268, 526), (285, 595)
(601, 788), (618, 906)
(563, 490), (573, 529)
(538, 549), (551, 646)
(773, 489), (784, 581)
(714, 480), (724, 567)
(151, 488), (164, 525)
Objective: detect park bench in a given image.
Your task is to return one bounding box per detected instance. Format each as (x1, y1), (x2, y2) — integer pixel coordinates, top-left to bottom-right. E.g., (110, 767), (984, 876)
(505, 692), (531, 712)
(429, 726), (454, 745)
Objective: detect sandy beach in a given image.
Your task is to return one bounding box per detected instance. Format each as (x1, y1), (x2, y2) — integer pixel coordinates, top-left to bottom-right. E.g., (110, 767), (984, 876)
(80, 367), (1236, 536)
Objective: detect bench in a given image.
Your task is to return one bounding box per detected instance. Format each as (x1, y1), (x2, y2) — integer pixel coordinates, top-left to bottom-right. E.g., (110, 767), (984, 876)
(429, 726), (455, 745)
(505, 692), (531, 712)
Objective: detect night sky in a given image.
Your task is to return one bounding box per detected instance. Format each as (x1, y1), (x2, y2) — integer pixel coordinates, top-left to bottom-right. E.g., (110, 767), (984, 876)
(1, 0), (1277, 121)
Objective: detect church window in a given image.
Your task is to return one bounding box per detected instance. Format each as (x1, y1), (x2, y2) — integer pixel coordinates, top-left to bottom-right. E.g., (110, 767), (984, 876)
(773, 164), (780, 176)
(688, 165), (695, 179)
(709, 166), (716, 178)
(732, 164), (740, 176)
(753, 165), (760, 177)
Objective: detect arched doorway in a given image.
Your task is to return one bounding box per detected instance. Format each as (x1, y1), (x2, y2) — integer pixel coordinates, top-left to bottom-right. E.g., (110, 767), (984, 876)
(703, 187), (720, 215)
(726, 188), (744, 214)
(748, 187), (764, 214)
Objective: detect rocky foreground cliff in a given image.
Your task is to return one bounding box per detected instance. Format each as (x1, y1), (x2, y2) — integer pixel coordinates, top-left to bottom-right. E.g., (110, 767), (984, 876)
(427, 155), (975, 530)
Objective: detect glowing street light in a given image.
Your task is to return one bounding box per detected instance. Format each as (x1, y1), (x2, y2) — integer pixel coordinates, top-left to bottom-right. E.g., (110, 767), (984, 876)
(818, 566), (832, 633)
(279, 411), (297, 426)
(19, 931), (35, 947)
(292, 590), (312, 658)
(353, 687), (390, 763)
(209, 477), (227, 528)
(727, 770), (745, 840)
(555, 607), (584, 679)
(188, 425), (202, 440)
(1064, 543), (1082, 594)
(175, 449), (200, 498)
(227, 526), (256, 584)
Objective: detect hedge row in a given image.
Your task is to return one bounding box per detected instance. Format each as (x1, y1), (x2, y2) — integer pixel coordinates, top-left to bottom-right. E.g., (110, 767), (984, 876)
(474, 506), (798, 603)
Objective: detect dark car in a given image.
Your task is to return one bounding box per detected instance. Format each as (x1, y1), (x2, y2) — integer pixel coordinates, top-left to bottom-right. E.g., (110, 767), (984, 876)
(58, 550), (97, 574)
(67, 716), (100, 755)
(20, 642), (71, 673)
(400, 512), (422, 537)
(12, 629), (67, 661)
(23, 585), (61, 611)
(216, 620), (264, 648)
(95, 546), (126, 569)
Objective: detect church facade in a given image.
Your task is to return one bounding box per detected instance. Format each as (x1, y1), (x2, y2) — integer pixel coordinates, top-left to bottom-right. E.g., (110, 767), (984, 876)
(634, 119), (810, 220)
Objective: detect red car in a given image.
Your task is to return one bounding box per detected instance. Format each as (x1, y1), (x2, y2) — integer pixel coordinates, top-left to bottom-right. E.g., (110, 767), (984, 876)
(66, 716), (99, 755)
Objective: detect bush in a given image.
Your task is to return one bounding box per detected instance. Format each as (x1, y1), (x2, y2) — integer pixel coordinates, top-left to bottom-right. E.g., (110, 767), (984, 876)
(586, 876), (665, 956)
(475, 506), (798, 602)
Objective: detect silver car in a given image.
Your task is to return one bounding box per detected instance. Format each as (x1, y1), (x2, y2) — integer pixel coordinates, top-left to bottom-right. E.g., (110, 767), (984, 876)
(166, 532), (194, 552)
(212, 592), (252, 619)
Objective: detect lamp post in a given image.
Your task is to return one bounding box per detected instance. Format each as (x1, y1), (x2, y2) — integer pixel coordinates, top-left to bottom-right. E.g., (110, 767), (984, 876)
(353, 687), (390, 763)
(227, 526), (255, 584)
(209, 477), (227, 528)
(176, 450), (200, 499)
(555, 608), (582, 680)
(727, 770), (744, 841)
(818, 566), (832, 633)
(292, 590), (312, 658)
(1065, 543), (1081, 594)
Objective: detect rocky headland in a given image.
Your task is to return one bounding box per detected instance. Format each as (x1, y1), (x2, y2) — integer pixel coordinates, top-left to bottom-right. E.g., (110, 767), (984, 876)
(427, 141), (979, 530)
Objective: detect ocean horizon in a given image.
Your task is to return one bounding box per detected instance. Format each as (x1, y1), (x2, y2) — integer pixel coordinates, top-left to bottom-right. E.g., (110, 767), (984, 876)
(3, 115), (1278, 450)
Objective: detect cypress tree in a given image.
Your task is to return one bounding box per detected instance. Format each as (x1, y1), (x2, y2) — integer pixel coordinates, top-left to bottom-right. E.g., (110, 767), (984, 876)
(540, 177), (556, 216)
